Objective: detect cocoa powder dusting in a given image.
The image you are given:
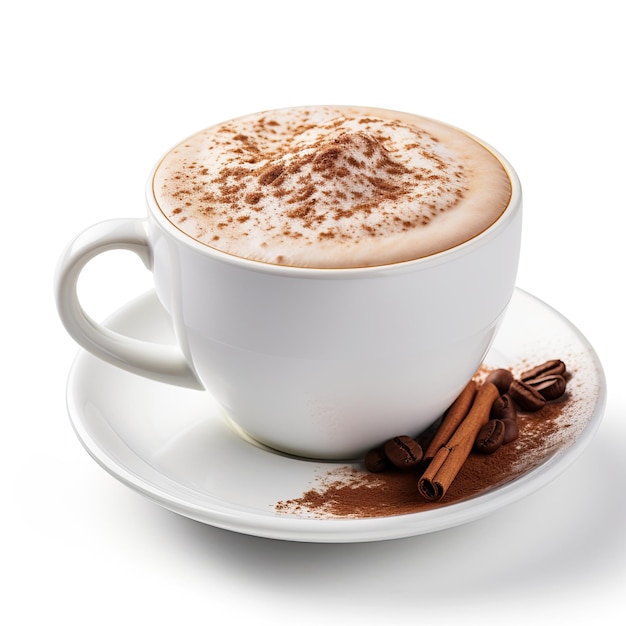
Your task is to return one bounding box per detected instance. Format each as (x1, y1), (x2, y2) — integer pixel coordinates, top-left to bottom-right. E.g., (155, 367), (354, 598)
(275, 354), (598, 519)
(274, 411), (563, 519)
(150, 106), (516, 268)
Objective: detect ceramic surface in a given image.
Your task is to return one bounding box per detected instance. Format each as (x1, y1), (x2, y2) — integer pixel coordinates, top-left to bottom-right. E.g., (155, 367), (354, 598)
(66, 288), (606, 542)
(55, 112), (522, 459)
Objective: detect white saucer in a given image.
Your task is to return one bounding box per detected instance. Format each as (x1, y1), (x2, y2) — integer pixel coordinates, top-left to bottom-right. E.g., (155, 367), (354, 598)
(66, 288), (606, 543)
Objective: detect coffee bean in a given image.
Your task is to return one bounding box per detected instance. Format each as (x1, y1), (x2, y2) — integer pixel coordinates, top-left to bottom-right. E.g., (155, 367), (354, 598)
(491, 393), (519, 442)
(364, 448), (389, 473)
(520, 359), (566, 382)
(383, 436), (423, 470)
(509, 380), (547, 411)
(527, 374), (567, 400)
(474, 419), (505, 454)
(501, 418), (519, 443)
(490, 393), (517, 422)
(485, 368), (514, 394)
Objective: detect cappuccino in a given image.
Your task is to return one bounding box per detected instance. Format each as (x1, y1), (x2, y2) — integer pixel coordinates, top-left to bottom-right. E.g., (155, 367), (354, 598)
(153, 106), (512, 268)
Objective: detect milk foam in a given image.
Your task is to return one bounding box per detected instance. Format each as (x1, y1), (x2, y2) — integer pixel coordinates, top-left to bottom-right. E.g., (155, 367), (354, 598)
(153, 106), (512, 268)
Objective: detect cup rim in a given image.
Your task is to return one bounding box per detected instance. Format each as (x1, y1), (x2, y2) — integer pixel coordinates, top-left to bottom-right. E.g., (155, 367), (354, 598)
(145, 114), (522, 277)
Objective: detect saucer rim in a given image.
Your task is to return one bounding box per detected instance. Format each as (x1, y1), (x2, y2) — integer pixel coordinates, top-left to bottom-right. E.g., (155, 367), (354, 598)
(65, 287), (607, 543)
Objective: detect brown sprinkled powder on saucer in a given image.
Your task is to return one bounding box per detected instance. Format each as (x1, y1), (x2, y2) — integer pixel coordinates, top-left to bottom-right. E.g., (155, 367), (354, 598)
(275, 349), (600, 519)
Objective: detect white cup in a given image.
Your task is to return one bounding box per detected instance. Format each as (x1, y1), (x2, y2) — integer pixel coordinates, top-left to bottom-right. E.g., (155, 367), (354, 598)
(55, 121), (522, 459)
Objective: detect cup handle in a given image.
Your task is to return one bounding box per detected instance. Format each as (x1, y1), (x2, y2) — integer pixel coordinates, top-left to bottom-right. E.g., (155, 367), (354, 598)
(54, 218), (204, 389)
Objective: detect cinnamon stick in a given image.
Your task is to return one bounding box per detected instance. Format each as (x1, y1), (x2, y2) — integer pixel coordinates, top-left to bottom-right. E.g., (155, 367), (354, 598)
(418, 382), (500, 501)
(423, 379), (477, 463)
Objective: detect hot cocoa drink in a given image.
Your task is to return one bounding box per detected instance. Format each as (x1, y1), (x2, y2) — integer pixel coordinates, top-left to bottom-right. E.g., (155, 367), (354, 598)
(57, 105), (522, 459)
(152, 106), (512, 268)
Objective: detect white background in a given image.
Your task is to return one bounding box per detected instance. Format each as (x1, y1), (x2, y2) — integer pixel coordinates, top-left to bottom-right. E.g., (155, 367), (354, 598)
(2, 1), (624, 624)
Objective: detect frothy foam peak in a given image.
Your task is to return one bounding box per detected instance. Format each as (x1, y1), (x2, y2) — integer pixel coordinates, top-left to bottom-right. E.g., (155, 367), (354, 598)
(153, 106), (512, 267)
(261, 131), (411, 207)
(244, 129), (445, 225)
